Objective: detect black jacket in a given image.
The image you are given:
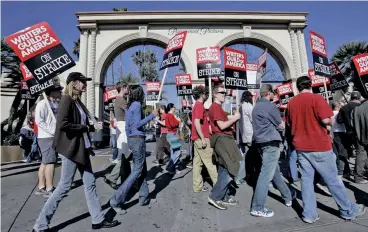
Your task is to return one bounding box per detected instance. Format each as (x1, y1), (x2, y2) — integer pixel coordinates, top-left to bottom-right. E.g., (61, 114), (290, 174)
(337, 102), (361, 134)
(52, 95), (94, 165)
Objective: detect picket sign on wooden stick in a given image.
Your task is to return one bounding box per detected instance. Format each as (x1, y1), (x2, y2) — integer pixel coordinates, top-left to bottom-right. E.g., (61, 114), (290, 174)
(26, 100), (29, 115)
(323, 78), (329, 104)
(156, 67), (168, 105)
(42, 92), (56, 121)
(207, 78), (212, 103)
(340, 89), (348, 103)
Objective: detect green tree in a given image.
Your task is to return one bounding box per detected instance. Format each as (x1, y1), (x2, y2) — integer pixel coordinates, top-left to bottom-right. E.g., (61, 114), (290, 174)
(72, 38), (80, 59)
(119, 73), (139, 84)
(132, 49), (159, 82)
(1, 39), (37, 143)
(331, 41), (368, 81)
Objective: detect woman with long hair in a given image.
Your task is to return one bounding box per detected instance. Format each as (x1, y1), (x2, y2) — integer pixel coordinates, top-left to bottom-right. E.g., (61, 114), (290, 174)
(33, 72), (119, 232)
(153, 104), (171, 165)
(110, 85), (158, 213)
(165, 103), (182, 175)
(236, 90), (254, 185)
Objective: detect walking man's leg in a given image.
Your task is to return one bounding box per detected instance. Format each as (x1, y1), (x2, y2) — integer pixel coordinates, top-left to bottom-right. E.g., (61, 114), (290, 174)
(297, 151), (318, 222)
(312, 151), (363, 219)
(251, 145), (280, 217)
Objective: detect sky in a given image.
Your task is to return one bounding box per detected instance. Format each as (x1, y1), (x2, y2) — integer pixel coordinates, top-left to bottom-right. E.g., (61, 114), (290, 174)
(1, 1), (368, 109)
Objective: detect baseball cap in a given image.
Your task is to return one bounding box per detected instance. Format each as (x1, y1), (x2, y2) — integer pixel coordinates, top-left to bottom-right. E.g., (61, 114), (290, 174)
(45, 84), (63, 95)
(66, 72), (92, 85)
(350, 91), (361, 100)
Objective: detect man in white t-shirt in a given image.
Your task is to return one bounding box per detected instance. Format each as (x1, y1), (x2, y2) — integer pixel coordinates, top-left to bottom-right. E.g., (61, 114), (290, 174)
(34, 85), (63, 198)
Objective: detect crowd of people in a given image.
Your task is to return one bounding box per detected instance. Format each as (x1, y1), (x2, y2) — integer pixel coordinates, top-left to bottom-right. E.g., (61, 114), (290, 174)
(28, 71), (368, 232)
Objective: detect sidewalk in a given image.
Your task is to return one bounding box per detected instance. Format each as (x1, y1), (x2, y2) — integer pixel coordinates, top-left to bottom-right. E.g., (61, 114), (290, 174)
(1, 143), (368, 232)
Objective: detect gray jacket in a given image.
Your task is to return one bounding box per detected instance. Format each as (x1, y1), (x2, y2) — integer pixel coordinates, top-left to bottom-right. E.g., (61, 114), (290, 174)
(252, 98), (282, 143)
(239, 102), (253, 144)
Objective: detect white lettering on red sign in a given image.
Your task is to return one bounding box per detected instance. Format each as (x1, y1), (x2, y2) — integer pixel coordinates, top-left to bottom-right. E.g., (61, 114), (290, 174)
(258, 49), (267, 67)
(20, 63), (34, 81)
(329, 62), (341, 76)
(308, 68), (330, 86)
(196, 46), (220, 63)
(277, 83), (293, 95)
(309, 30), (327, 57)
(5, 22), (61, 62)
(165, 31), (187, 54)
(224, 47), (246, 71)
(145, 82), (161, 92)
(175, 74), (192, 86)
(246, 63), (258, 71)
(353, 53), (368, 76)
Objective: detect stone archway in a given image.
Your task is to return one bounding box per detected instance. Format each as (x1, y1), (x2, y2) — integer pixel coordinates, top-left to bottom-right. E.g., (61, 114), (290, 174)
(216, 31), (296, 81)
(95, 32), (192, 85)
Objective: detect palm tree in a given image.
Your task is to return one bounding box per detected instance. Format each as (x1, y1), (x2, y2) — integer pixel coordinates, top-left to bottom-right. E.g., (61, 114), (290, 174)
(132, 49), (159, 82)
(119, 73), (139, 84)
(72, 39), (80, 59)
(331, 41), (368, 81)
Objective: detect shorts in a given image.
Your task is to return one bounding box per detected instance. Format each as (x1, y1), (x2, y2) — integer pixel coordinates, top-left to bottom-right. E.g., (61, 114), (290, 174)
(38, 138), (57, 164)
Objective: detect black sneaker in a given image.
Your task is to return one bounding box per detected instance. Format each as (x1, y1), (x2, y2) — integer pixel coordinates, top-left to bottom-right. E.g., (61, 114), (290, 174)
(208, 196), (227, 210)
(104, 177), (118, 190)
(43, 187), (55, 198)
(92, 220), (120, 229)
(34, 187), (46, 196)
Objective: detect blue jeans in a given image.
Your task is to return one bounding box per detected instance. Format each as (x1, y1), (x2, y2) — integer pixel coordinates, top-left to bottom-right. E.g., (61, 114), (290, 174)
(210, 166), (232, 201)
(110, 134), (118, 160)
(251, 145), (292, 211)
(289, 149), (298, 182)
(110, 137), (149, 207)
(34, 155), (104, 231)
(297, 150), (359, 220)
(235, 144), (249, 184)
(166, 133), (182, 172)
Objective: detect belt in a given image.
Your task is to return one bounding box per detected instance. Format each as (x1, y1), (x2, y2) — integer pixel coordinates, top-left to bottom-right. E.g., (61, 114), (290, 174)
(130, 135), (146, 139)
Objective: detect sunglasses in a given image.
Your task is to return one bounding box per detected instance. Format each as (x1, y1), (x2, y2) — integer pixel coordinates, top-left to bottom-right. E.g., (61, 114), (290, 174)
(217, 91), (226, 95)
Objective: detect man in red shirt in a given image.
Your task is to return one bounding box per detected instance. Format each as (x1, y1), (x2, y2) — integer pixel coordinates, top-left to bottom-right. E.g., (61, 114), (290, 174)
(191, 86), (218, 193)
(207, 86), (241, 210)
(286, 75), (366, 223)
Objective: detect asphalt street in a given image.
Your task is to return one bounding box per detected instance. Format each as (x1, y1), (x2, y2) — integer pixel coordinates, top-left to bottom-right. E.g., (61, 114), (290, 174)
(1, 142), (368, 232)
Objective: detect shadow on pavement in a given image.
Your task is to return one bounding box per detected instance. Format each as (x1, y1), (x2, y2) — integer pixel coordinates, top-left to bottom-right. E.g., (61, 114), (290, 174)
(344, 181), (368, 207)
(1, 167), (40, 178)
(50, 200), (114, 232)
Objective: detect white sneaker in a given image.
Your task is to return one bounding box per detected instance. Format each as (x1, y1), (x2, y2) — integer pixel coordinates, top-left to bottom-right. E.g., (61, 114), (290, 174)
(112, 206), (127, 215)
(250, 208), (274, 217)
(111, 159), (119, 164)
(285, 201), (292, 207)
